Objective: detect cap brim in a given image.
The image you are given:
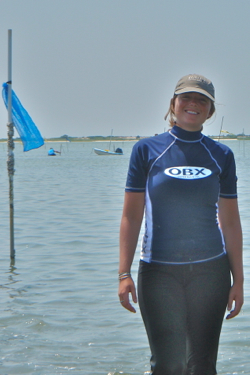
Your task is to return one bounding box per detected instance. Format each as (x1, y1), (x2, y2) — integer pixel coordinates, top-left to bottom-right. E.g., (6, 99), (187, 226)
(174, 87), (215, 102)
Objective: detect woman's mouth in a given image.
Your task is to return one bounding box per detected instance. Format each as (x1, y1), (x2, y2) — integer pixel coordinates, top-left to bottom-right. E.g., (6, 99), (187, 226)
(186, 110), (199, 115)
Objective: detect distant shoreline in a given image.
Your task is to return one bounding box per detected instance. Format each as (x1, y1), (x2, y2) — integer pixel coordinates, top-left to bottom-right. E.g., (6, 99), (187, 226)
(0, 136), (143, 143)
(0, 136), (250, 143)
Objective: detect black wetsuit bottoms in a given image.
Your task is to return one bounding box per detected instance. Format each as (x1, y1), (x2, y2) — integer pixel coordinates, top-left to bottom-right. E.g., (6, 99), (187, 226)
(138, 255), (231, 375)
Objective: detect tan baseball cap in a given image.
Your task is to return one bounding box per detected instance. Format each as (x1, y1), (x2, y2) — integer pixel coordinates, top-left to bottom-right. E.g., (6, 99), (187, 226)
(174, 74), (215, 102)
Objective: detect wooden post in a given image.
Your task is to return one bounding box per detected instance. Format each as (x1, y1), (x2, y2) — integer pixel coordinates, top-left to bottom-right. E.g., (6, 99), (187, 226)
(7, 29), (15, 259)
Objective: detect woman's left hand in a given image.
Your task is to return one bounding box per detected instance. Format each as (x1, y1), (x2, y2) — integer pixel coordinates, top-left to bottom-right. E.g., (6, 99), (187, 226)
(226, 283), (244, 319)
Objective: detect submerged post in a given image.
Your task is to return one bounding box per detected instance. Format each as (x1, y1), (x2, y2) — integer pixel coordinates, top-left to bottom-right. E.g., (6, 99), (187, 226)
(7, 29), (15, 258)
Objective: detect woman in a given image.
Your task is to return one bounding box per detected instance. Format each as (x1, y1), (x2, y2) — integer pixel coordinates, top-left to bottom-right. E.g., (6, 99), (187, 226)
(118, 74), (243, 375)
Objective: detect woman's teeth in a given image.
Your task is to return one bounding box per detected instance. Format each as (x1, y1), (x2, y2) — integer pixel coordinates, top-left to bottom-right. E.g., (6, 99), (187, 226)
(186, 111), (198, 114)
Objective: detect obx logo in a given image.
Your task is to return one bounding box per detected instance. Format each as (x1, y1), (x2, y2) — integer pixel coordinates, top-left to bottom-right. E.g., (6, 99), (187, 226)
(164, 166), (212, 180)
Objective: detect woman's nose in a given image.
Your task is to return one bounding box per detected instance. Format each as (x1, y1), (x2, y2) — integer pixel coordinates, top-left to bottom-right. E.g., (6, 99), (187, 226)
(188, 97), (198, 104)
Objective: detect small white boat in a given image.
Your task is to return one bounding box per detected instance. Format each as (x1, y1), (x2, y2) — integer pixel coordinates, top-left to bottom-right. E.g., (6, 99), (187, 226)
(93, 129), (123, 155)
(94, 147), (123, 155)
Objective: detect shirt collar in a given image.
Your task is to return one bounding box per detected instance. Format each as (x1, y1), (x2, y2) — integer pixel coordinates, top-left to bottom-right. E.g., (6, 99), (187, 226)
(170, 125), (203, 141)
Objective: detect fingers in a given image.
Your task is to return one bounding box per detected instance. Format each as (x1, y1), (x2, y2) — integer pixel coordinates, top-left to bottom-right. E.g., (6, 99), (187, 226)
(226, 309), (239, 319)
(120, 299), (136, 313)
(131, 284), (138, 304)
(226, 300), (243, 319)
(226, 284), (244, 320)
(118, 278), (137, 313)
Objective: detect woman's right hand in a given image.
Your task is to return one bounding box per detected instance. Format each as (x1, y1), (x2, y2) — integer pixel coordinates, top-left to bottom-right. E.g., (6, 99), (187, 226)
(118, 277), (137, 313)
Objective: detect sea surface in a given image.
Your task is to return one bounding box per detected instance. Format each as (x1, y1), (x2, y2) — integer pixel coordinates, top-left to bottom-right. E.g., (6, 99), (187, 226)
(0, 139), (249, 375)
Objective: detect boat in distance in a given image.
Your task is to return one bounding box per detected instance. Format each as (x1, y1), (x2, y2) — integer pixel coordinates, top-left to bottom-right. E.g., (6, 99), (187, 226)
(94, 147), (123, 155)
(93, 129), (123, 155)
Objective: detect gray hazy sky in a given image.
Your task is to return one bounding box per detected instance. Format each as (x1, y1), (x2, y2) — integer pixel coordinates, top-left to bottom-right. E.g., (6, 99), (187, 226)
(0, 0), (249, 139)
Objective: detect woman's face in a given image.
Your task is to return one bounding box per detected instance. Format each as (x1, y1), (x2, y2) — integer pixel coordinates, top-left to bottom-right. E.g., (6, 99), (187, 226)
(173, 92), (212, 131)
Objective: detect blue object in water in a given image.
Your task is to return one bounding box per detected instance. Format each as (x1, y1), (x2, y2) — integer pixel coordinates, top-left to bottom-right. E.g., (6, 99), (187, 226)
(48, 148), (56, 156)
(2, 82), (44, 151)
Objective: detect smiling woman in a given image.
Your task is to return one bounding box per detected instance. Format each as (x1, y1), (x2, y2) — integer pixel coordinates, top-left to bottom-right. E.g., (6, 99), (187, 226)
(174, 92), (213, 131)
(118, 73), (243, 375)
(164, 74), (216, 130)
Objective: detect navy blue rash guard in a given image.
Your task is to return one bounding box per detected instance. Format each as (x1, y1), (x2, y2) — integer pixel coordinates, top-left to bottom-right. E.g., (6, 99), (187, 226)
(125, 125), (237, 264)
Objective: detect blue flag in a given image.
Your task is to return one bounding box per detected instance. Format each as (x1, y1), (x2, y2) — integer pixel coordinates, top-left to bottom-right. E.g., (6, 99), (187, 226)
(2, 82), (44, 151)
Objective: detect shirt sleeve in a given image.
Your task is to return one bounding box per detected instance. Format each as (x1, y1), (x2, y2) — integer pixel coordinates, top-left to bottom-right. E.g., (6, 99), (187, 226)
(125, 141), (149, 192)
(219, 148), (237, 199)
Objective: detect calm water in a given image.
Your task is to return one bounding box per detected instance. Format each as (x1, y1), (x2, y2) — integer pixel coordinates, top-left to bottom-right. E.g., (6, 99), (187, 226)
(0, 139), (249, 375)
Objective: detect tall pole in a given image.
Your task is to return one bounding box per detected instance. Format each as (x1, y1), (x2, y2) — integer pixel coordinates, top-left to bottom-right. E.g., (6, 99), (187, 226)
(218, 116), (224, 143)
(7, 29), (15, 259)
(108, 129), (113, 151)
